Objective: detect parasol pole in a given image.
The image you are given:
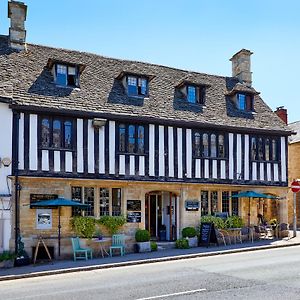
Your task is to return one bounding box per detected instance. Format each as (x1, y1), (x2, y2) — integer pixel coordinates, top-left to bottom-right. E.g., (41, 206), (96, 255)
(58, 206), (61, 257)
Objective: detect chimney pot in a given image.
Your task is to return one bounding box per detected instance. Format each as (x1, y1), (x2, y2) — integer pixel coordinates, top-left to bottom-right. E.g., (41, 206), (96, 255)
(275, 106), (288, 125)
(8, 1), (27, 51)
(230, 49), (253, 87)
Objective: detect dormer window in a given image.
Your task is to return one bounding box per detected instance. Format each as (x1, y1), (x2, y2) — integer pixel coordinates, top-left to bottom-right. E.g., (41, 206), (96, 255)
(176, 80), (206, 105)
(55, 64), (79, 87)
(127, 75), (148, 96)
(236, 93), (253, 111)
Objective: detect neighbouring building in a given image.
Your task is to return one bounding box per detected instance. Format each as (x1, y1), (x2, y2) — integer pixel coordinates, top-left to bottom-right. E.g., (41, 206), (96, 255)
(0, 1), (292, 258)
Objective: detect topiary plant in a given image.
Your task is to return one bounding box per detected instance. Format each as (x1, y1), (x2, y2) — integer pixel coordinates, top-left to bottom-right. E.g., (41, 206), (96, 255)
(182, 227), (197, 238)
(151, 241), (158, 251)
(135, 229), (150, 242)
(97, 215), (126, 235)
(175, 238), (189, 249)
(70, 216), (96, 239)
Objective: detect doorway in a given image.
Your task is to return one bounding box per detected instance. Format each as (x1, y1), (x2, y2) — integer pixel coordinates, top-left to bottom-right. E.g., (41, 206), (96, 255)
(145, 191), (177, 241)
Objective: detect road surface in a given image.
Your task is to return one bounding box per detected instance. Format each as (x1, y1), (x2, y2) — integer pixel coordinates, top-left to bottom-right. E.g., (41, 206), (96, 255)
(1, 246), (300, 299)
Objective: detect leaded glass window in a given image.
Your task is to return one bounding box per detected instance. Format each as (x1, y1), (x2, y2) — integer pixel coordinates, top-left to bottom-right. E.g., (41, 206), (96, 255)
(251, 137), (257, 160)
(265, 139), (270, 161)
(218, 135), (225, 158)
(222, 191), (230, 213)
(41, 118), (50, 148)
(201, 191), (209, 216)
(187, 86), (196, 103)
(258, 138), (264, 160)
(119, 124), (126, 152)
(71, 187), (83, 216)
(272, 139), (278, 161)
(84, 187), (94, 216)
(137, 126), (144, 154)
(128, 125), (135, 153)
(64, 121), (72, 149)
(211, 134), (217, 157)
(231, 191), (239, 216)
(202, 133), (209, 157)
(53, 120), (61, 148)
(194, 132), (201, 157)
(211, 191), (218, 214)
(99, 188), (109, 216)
(112, 188), (122, 216)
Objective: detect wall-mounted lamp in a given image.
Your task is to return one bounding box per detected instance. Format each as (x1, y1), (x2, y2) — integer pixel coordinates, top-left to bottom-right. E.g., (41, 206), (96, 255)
(92, 118), (107, 128)
(0, 157), (12, 168)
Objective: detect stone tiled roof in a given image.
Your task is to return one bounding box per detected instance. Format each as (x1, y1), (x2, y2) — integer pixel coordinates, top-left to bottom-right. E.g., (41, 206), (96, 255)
(288, 121), (300, 143)
(0, 35), (291, 134)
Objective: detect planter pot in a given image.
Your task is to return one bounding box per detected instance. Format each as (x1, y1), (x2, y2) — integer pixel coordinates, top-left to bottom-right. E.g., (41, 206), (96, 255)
(187, 236), (198, 248)
(136, 241), (151, 253)
(0, 259), (14, 269)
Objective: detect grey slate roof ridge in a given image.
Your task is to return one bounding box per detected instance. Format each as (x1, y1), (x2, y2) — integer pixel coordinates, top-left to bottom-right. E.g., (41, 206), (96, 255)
(0, 35), (291, 134)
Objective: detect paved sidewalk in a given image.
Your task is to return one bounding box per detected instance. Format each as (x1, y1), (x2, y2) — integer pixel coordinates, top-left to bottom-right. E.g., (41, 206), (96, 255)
(1, 236), (300, 281)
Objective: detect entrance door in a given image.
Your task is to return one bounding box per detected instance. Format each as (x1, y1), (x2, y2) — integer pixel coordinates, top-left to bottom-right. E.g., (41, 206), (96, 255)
(145, 193), (162, 239)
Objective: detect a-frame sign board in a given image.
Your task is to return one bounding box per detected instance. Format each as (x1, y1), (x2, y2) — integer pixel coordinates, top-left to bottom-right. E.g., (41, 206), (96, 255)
(199, 222), (218, 247)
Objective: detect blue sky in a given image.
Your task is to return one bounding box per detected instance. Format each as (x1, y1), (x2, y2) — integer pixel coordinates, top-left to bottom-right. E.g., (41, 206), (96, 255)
(1, 0), (299, 123)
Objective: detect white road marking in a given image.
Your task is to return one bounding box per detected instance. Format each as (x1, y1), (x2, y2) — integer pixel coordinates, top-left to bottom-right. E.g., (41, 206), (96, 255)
(136, 288), (207, 300)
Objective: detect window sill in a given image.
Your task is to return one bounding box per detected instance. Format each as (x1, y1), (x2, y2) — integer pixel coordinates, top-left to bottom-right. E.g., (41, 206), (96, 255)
(53, 82), (81, 90)
(39, 147), (75, 152)
(117, 152), (146, 156)
(251, 160), (279, 163)
(176, 98), (205, 106)
(192, 156), (228, 160)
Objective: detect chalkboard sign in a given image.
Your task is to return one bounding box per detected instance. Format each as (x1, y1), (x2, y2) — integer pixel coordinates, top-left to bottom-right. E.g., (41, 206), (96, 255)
(30, 194), (58, 208)
(127, 212), (141, 223)
(185, 201), (200, 211)
(127, 200), (141, 211)
(199, 222), (218, 247)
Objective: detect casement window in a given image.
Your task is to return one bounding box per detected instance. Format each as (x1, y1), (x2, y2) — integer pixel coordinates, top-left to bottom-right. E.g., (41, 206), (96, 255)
(251, 136), (279, 161)
(210, 191), (218, 215)
(236, 93), (254, 111)
(55, 64), (79, 87)
(231, 191), (239, 216)
(222, 191), (230, 214)
(72, 187), (122, 217)
(118, 124), (145, 154)
(40, 117), (73, 150)
(183, 84), (205, 104)
(71, 187), (94, 217)
(193, 132), (226, 158)
(127, 75), (148, 96)
(201, 191), (209, 216)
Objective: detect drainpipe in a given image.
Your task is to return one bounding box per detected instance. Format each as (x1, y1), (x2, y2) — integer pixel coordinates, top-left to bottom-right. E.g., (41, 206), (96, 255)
(12, 111), (20, 256)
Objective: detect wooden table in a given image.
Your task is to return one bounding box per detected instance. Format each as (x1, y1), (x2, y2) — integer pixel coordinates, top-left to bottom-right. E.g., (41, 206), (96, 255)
(92, 238), (110, 258)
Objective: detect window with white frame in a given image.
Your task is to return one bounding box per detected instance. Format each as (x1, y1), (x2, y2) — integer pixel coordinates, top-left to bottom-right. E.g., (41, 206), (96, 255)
(55, 64), (79, 87)
(127, 75), (148, 96)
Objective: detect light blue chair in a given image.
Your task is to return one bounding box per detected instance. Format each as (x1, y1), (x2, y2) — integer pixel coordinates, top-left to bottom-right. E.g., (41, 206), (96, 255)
(71, 237), (93, 261)
(109, 234), (125, 257)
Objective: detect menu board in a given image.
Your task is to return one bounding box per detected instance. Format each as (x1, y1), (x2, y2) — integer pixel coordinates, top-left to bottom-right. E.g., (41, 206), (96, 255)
(127, 212), (141, 223)
(127, 200), (141, 211)
(199, 222), (218, 247)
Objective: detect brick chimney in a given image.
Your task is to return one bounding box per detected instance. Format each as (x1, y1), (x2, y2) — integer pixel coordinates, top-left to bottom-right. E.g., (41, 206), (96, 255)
(8, 1), (27, 51)
(230, 49), (253, 87)
(275, 106), (288, 124)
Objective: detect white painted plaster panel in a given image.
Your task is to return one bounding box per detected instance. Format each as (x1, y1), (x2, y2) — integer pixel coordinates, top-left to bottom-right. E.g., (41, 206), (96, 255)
(29, 114), (38, 170)
(139, 156), (145, 176)
(236, 134), (242, 179)
(252, 162), (257, 181)
(159, 125), (165, 176)
(177, 128), (183, 178)
(88, 120), (94, 173)
(281, 137), (287, 182)
(99, 126), (105, 174)
(274, 163), (279, 181)
(109, 121), (115, 174)
(18, 113), (24, 170)
(149, 124), (155, 176)
(260, 163), (264, 181)
(244, 134), (249, 180)
(267, 163), (271, 181)
(65, 151), (73, 173)
(186, 129), (192, 178)
(168, 127), (174, 177)
(212, 160), (217, 179)
(41, 150), (49, 171)
(229, 133), (234, 179)
(54, 151), (60, 172)
(119, 155), (125, 175)
(221, 160), (226, 179)
(195, 159), (201, 178)
(204, 159), (209, 178)
(77, 119), (84, 173)
(129, 155), (135, 175)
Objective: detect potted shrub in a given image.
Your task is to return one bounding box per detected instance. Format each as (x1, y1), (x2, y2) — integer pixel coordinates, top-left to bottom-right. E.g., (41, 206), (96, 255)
(0, 252), (16, 269)
(135, 229), (151, 253)
(151, 241), (158, 251)
(70, 216), (96, 239)
(182, 227), (198, 247)
(175, 238), (189, 249)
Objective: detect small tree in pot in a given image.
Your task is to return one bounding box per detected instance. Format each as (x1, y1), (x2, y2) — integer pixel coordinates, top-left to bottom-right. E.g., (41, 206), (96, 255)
(182, 227), (198, 248)
(135, 229), (151, 253)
